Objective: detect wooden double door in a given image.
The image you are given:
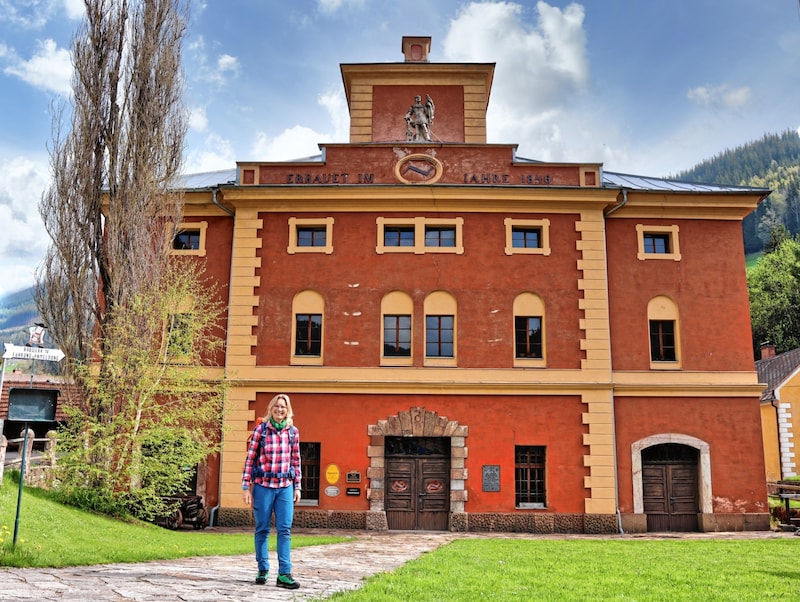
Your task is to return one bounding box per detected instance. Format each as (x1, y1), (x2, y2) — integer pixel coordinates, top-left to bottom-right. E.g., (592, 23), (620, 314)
(385, 437), (450, 531)
(642, 444), (699, 532)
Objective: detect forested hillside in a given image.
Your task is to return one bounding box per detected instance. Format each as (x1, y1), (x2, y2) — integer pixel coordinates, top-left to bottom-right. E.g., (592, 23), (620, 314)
(0, 285), (39, 343)
(674, 130), (800, 254)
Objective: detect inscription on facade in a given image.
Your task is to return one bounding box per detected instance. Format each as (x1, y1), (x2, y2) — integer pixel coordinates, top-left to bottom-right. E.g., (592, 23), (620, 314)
(464, 173), (552, 185)
(285, 173), (375, 184)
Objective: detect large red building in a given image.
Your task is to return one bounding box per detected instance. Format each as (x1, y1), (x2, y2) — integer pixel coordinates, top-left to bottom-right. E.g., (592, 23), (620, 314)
(179, 37), (770, 533)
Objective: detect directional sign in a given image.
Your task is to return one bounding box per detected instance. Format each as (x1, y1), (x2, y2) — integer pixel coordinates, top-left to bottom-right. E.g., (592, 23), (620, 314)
(3, 343), (65, 362)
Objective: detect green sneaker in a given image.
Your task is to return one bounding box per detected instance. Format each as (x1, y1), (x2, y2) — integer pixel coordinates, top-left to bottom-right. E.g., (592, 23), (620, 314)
(255, 570), (268, 585)
(276, 574), (300, 589)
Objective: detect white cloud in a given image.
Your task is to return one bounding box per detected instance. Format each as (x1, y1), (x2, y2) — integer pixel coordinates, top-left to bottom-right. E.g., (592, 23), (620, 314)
(216, 53), (239, 75)
(251, 126), (328, 162)
(318, 89), (349, 141)
(318, 0), (366, 14)
(188, 106), (208, 132)
(184, 133), (236, 173)
(4, 38), (72, 95)
(442, 1), (589, 162)
(687, 84), (752, 110)
(62, 0), (84, 20)
(0, 154), (51, 298)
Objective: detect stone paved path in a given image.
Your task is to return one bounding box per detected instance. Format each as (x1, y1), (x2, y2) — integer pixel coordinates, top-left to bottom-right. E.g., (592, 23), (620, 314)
(0, 530), (458, 601)
(0, 529), (791, 601)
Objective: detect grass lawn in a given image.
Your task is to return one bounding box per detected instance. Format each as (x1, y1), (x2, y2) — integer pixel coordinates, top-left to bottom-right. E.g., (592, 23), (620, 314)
(0, 475), (348, 567)
(329, 537), (800, 601)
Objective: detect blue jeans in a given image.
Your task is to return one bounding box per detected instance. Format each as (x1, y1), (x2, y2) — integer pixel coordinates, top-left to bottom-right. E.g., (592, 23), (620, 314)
(252, 484), (294, 575)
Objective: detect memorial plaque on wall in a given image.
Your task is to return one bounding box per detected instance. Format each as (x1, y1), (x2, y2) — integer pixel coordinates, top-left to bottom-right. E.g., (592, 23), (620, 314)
(482, 464), (500, 492)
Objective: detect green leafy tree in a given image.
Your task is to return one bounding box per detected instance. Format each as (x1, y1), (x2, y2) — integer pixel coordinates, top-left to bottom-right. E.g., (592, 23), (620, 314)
(53, 261), (226, 519)
(748, 235), (800, 356)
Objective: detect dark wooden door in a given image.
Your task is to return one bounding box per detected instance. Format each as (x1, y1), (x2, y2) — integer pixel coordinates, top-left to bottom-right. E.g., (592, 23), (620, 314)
(642, 447), (699, 532)
(386, 452), (449, 530)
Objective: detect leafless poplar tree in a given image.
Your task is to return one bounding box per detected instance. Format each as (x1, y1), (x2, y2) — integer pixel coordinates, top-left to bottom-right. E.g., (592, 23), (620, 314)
(33, 1), (225, 517)
(37, 0), (188, 365)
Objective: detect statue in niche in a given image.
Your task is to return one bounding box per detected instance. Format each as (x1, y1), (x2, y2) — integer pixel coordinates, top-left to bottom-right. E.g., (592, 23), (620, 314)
(404, 94), (435, 142)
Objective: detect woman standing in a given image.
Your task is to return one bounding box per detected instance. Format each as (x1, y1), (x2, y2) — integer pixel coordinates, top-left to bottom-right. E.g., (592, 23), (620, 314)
(242, 393), (302, 589)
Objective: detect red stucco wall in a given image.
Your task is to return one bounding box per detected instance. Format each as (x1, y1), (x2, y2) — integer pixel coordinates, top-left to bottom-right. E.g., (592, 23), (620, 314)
(254, 211), (584, 369)
(249, 392), (589, 514)
(606, 218), (755, 371)
(614, 396), (767, 514)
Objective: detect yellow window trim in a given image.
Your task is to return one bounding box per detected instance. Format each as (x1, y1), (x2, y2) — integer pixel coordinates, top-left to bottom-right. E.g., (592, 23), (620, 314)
(504, 218), (551, 256)
(636, 224), (681, 261)
(288, 217), (334, 254)
(168, 221), (208, 257)
(376, 217), (464, 255)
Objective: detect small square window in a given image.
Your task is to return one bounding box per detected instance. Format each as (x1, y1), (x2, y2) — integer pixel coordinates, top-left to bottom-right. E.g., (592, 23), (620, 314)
(168, 221), (207, 256)
(288, 218), (334, 254)
(512, 227), (541, 249)
(636, 225), (681, 261)
(297, 227), (327, 247)
(424, 226), (456, 248)
(643, 233), (670, 254)
(504, 218), (550, 255)
(384, 227), (415, 247)
(173, 230), (201, 250)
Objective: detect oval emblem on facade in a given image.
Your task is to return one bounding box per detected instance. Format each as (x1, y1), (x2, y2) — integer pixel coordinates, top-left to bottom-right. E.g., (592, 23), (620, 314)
(394, 153), (443, 185)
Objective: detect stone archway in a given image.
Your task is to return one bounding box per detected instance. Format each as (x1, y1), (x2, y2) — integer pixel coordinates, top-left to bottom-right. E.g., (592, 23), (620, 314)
(631, 433), (712, 514)
(366, 406), (468, 531)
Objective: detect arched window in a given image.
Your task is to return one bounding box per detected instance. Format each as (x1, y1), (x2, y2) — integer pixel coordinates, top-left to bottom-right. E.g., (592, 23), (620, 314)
(381, 291), (414, 366)
(513, 292), (546, 368)
(647, 295), (681, 369)
(292, 290), (324, 365)
(424, 291), (457, 367)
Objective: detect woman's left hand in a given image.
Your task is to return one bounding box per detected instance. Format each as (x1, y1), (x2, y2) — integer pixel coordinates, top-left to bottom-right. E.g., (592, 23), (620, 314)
(294, 489), (301, 503)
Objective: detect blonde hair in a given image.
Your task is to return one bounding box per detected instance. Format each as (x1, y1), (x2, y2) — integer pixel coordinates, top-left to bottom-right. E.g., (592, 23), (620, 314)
(264, 393), (294, 427)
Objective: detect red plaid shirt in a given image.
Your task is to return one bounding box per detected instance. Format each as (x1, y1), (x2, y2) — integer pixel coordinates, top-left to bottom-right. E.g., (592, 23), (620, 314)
(242, 422), (301, 490)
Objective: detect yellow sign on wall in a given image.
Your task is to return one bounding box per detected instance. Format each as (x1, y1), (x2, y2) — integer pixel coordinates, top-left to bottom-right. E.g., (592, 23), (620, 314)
(325, 464), (340, 485)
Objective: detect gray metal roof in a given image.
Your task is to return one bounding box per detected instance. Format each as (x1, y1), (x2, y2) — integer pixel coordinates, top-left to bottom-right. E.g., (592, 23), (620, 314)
(174, 169), (237, 190)
(602, 171), (769, 194)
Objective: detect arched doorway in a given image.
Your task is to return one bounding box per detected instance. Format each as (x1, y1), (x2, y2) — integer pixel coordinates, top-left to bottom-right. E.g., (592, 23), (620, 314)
(642, 443), (699, 532)
(367, 407), (467, 531)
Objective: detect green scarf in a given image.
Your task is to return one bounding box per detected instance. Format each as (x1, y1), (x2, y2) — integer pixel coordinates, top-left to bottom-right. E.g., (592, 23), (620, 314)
(269, 416), (287, 430)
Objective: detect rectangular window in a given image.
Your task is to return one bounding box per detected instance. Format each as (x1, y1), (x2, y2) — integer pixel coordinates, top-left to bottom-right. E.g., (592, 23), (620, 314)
(384, 315), (411, 357)
(299, 442), (321, 504)
(425, 315), (454, 357)
(504, 218), (551, 256)
(515, 445), (546, 507)
(512, 227), (541, 249)
(295, 314), (322, 356)
(168, 221), (208, 256)
(384, 226), (415, 247)
(649, 320), (676, 362)
(636, 224), (681, 261)
(514, 316), (542, 358)
(424, 225), (456, 248)
(643, 233), (670, 254)
(173, 229), (201, 250)
(297, 226), (327, 247)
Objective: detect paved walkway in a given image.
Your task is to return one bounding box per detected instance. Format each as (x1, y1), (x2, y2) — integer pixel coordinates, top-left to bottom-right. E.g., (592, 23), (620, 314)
(0, 529), (792, 601)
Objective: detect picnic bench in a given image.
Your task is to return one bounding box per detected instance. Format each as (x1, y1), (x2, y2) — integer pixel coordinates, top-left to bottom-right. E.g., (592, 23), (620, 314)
(768, 481), (800, 533)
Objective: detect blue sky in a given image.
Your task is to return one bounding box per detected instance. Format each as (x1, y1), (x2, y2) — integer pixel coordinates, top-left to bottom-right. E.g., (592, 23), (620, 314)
(0, 0), (799, 300)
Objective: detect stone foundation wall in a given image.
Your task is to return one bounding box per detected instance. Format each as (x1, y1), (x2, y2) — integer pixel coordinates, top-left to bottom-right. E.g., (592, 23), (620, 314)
(214, 508), (770, 533)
